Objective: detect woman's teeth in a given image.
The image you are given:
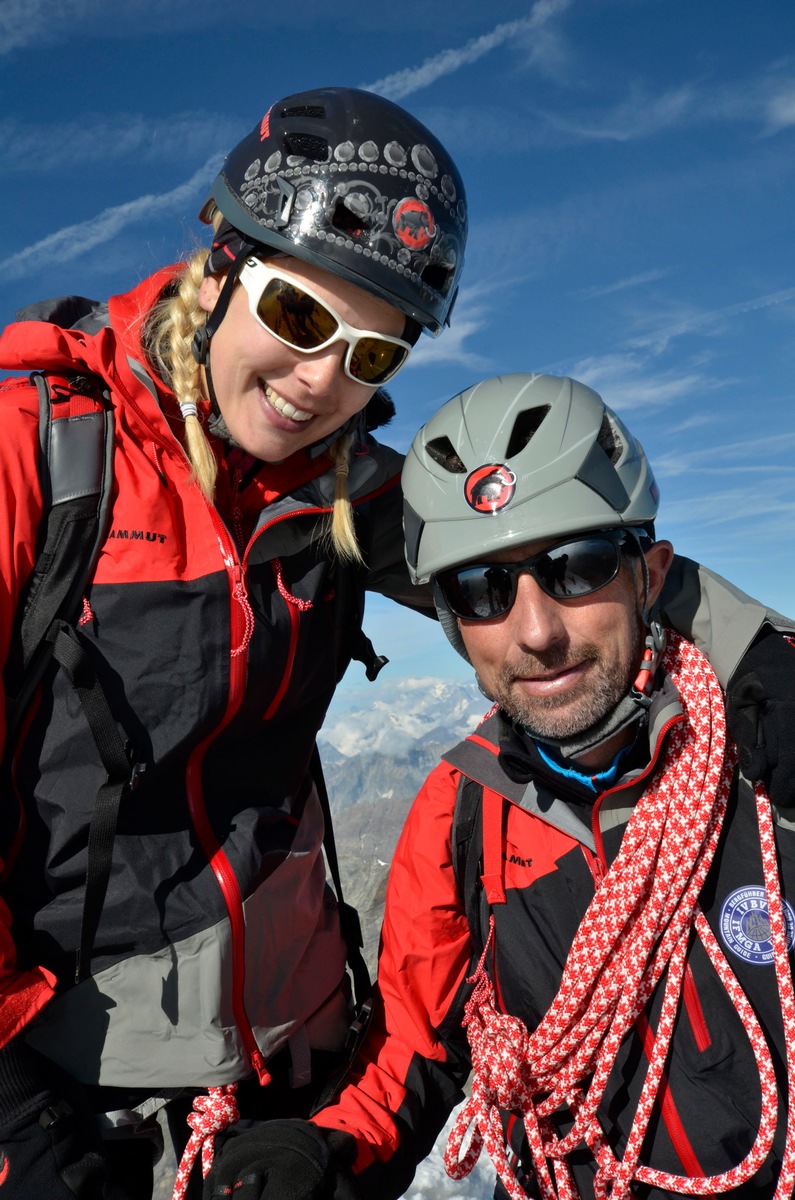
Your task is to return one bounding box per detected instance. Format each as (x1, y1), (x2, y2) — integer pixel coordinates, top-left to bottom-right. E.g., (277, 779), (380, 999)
(266, 386), (313, 423)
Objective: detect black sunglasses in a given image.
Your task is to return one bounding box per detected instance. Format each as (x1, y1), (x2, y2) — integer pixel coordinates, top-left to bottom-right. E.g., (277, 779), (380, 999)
(437, 530), (645, 621)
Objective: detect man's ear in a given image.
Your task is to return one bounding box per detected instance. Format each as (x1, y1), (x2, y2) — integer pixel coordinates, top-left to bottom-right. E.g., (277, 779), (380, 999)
(644, 540), (674, 609)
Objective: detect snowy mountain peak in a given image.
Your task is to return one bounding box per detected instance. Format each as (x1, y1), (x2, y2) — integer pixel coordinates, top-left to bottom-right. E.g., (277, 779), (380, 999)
(320, 677), (491, 758)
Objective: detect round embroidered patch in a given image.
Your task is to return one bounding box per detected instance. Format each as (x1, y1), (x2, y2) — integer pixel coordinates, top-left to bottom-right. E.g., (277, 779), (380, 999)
(719, 885), (795, 964)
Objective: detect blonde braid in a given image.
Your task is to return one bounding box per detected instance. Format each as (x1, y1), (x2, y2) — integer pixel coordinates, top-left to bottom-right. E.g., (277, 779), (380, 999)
(327, 433), (364, 563)
(143, 251), (218, 501)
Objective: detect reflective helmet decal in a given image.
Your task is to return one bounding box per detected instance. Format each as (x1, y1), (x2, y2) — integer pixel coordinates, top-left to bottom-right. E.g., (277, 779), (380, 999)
(464, 464), (517, 514)
(394, 198), (436, 249)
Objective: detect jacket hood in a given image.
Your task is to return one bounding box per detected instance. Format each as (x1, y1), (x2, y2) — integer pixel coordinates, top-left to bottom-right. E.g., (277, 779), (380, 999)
(0, 267), (179, 418)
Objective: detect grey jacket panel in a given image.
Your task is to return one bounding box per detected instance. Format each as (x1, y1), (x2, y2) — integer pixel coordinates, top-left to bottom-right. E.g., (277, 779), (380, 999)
(23, 786), (348, 1088)
(661, 556), (795, 688)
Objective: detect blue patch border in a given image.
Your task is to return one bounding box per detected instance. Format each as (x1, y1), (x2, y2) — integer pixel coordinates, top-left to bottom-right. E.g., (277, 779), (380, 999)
(719, 885), (795, 965)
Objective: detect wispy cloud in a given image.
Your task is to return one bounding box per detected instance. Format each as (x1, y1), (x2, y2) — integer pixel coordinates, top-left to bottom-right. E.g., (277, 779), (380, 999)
(361, 0), (572, 100)
(0, 114), (240, 173)
(405, 285), (493, 373)
(576, 268), (674, 300)
(627, 286), (795, 355)
(655, 429), (795, 479)
(763, 82), (795, 133)
(568, 351), (720, 412)
(4, 155), (221, 282)
(543, 84), (697, 143)
(2, 0), (98, 53)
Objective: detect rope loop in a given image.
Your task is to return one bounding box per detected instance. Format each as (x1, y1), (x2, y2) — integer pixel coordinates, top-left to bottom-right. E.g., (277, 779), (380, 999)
(171, 1083), (239, 1200)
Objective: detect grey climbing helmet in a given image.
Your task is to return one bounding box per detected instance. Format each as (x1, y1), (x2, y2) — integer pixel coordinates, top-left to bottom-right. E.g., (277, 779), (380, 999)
(200, 86), (467, 335)
(403, 372), (659, 586)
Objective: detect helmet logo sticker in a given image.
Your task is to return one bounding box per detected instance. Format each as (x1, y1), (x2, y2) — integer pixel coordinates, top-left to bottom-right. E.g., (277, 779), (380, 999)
(720, 885), (795, 965)
(260, 106), (274, 141)
(394, 198), (435, 249)
(464, 465), (517, 514)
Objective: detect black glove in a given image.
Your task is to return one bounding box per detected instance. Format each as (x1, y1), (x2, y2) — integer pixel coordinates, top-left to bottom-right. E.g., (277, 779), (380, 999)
(727, 628), (795, 808)
(203, 1119), (359, 1200)
(0, 1037), (107, 1198)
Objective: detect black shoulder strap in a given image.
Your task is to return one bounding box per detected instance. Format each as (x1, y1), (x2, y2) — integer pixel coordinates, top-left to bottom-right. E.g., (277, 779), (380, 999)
(329, 510), (388, 683)
(447, 718), (522, 957)
(4, 371), (115, 738)
(3, 369), (125, 985)
(443, 712), (526, 805)
(309, 744), (372, 1011)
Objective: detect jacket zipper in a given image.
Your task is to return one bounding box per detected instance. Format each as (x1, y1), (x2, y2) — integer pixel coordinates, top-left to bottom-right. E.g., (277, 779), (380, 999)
(245, 505), (331, 723)
(682, 963), (712, 1052)
(590, 713), (685, 868)
(184, 511), (270, 1085)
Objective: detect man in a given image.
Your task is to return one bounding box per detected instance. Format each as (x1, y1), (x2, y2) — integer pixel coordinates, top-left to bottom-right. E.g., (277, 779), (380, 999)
(205, 374), (795, 1200)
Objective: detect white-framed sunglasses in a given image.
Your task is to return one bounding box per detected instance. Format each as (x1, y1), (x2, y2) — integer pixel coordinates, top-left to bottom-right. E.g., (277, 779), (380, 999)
(237, 258), (414, 386)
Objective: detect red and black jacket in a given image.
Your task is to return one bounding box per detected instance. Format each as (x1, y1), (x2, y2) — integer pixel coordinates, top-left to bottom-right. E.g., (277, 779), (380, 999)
(0, 267), (428, 1093)
(314, 682), (793, 1199)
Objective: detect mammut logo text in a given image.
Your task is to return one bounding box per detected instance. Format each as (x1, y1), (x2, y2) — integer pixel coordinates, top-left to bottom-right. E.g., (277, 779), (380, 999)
(107, 529), (168, 544)
(504, 852), (533, 869)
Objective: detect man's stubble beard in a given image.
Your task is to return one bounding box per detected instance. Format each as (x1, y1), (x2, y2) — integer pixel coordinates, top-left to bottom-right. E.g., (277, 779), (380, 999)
(481, 620), (644, 741)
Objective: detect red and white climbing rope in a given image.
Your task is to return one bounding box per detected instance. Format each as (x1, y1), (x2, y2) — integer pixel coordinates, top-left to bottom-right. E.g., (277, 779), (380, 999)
(171, 1083), (239, 1200)
(445, 631), (795, 1199)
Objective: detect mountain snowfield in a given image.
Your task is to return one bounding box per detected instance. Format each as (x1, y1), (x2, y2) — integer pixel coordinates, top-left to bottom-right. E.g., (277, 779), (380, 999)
(320, 677), (491, 758)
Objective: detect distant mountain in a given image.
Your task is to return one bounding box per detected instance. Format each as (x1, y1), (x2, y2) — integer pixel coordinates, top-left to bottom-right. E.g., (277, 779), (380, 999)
(319, 677), (492, 972)
(320, 676), (489, 760)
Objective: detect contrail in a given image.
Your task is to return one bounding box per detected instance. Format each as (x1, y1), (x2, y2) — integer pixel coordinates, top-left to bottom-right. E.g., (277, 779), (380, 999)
(5, 155), (221, 282)
(362, 0), (571, 100)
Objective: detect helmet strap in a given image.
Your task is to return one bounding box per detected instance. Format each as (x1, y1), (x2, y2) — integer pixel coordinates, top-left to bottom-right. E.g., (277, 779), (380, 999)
(192, 242), (255, 420)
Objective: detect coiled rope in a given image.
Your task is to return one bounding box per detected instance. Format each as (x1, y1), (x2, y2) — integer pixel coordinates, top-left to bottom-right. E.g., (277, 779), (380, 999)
(445, 631), (795, 1199)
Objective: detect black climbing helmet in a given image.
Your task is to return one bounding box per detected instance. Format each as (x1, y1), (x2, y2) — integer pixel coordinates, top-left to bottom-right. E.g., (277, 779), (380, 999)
(199, 86), (467, 335)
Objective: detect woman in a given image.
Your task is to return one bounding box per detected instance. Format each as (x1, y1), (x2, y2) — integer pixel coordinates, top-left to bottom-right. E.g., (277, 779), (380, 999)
(0, 86), (466, 1198)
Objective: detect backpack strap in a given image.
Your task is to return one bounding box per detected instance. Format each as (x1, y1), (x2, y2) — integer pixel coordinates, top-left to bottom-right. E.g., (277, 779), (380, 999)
(447, 718), (520, 957)
(4, 371), (114, 738)
(309, 744), (372, 1012)
(3, 369), (128, 984)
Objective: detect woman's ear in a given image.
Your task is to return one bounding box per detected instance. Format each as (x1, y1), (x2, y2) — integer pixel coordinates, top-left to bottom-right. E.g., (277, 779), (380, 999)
(198, 273), (224, 315)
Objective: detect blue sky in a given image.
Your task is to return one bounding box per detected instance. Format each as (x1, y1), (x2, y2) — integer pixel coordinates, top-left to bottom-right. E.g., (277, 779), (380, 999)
(3, 0), (794, 703)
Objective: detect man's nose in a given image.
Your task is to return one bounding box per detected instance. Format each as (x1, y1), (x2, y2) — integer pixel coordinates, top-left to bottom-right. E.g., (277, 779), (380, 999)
(507, 571), (568, 652)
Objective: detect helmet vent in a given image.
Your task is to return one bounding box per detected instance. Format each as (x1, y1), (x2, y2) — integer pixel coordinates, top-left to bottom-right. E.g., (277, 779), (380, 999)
(505, 406), (550, 458)
(597, 413), (624, 464)
(331, 197), (374, 240)
(425, 437), (467, 473)
(284, 133), (329, 161)
(421, 262), (453, 295)
(281, 105), (326, 119)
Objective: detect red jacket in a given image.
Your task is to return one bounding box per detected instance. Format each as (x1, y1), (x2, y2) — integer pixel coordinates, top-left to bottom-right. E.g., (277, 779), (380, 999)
(0, 268), (424, 1092)
(314, 686), (794, 1198)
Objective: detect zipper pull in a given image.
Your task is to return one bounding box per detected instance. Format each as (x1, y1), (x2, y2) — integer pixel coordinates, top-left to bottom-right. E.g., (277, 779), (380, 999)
(249, 1047), (272, 1086)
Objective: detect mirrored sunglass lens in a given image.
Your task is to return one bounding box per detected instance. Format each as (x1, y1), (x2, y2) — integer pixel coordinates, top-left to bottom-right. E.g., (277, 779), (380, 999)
(257, 280), (339, 349)
(446, 566), (515, 619)
(535, 540), (619, 597)
(349, 338), (408, 384)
